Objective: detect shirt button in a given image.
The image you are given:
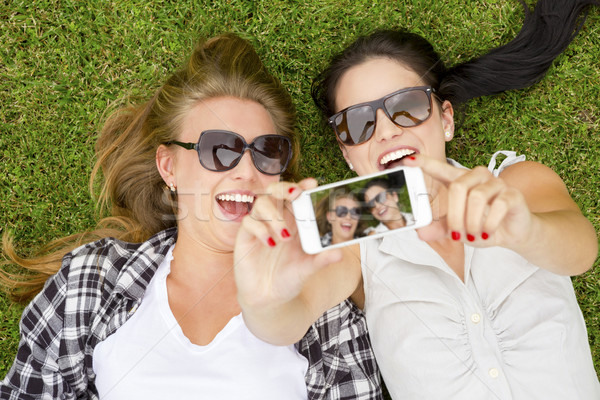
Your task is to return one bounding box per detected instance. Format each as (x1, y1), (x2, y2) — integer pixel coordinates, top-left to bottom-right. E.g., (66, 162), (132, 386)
(470, 313), (481, 324)
(489, 368), (499, 378)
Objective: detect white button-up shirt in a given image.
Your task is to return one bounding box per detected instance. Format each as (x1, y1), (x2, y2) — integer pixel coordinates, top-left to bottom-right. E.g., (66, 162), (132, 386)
(360, 152), (600, 399)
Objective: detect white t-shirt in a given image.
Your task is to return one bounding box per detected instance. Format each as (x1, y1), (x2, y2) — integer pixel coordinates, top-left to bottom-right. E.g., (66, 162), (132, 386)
(93, 246), (308, 400)
(360, 151), (600, 399)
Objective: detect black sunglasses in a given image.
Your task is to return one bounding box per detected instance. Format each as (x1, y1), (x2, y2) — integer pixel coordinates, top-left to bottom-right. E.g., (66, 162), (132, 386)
(365, 190), (392, 210)
(165, 130), (292, 175)
(328, 86), (435, 146)
(333, 205), (361, 219)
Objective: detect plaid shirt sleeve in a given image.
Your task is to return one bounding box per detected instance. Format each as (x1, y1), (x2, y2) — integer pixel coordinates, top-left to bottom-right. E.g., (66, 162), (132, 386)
(298, 299), (383, 400)
(0, 230), (175, 400)
(0, 252), (83, 400)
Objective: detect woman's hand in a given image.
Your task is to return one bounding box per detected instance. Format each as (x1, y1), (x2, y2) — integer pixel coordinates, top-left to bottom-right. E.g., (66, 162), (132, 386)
(404, 155), (597, 275)
(405, 155), (531, 248)
(234, 178), (347, 344)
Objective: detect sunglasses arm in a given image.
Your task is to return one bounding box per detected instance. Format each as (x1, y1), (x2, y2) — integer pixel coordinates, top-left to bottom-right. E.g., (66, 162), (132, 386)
(164, 140), (197, 150)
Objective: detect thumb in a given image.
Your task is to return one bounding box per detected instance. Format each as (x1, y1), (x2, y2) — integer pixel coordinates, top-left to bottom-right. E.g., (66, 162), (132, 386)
(295, 247), (344, 280)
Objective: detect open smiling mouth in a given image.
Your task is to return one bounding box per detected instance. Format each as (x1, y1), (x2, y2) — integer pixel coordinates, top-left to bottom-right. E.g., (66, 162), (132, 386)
(216, 193), (255, 218)
(379, 148), (416, 170)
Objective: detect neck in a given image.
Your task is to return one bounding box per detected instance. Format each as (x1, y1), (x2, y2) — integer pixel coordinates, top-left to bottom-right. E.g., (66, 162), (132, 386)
(384, 214), (406, 230)
(170, 230), (235, 283)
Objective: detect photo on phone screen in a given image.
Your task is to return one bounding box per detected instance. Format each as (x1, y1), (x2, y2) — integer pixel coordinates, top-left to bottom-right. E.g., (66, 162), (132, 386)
(292, 166), (432, 254)
(313, 169), (413, 247)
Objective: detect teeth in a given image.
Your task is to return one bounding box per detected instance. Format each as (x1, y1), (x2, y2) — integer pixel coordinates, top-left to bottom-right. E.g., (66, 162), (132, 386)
(217, 194), (255, 203)
(380, 149), (415, 165)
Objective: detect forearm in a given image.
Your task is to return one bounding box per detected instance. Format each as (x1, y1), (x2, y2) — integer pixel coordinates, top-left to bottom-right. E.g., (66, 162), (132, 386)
(239, 295), (320, 345)
(511, 209), (598, 275)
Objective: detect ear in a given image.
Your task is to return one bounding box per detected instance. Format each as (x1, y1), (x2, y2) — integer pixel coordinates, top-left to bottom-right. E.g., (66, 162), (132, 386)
(156, 144), (176, 186)
(326, 210), (335, 225)
(440, 100), (455, 142)
(339, 144), (354, 170)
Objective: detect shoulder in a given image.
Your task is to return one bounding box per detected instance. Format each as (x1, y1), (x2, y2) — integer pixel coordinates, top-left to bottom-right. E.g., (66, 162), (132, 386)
(26, 228), (177, 321)
(65, 227), (177, 283)
(499, 160), (569, 194)
(500, 160), (561, 180)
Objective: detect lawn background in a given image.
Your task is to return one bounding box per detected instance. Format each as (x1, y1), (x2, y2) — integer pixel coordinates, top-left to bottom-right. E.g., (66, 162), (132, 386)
(1, 0), (599, 391)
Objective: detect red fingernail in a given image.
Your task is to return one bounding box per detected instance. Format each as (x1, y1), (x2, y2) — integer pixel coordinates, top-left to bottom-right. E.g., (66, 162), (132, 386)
(451, 231), (461, 241)
(288, 187), (296, 194)
(281, 229), (290, 238)
(267, 237), (276, 247)
(481, 232), (489, 240)
(467, 234), (475, 242)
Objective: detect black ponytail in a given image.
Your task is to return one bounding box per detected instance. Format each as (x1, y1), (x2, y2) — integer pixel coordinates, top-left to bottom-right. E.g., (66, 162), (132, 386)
(441, 0), (599, 105)
(313, 0), (599, 115)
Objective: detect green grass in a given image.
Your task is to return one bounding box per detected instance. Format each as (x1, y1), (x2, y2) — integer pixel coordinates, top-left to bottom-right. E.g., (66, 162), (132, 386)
(1, 0), (599, 392)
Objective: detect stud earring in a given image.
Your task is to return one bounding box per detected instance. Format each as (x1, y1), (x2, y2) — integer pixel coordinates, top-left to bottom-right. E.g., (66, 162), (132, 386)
(169, 182), (176, 192)
(347, 162), (354, 170)
(445, 131), (452, 138)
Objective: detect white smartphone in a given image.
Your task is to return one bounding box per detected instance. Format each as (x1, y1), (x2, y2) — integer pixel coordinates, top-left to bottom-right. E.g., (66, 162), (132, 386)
(292, 166), (432, 254)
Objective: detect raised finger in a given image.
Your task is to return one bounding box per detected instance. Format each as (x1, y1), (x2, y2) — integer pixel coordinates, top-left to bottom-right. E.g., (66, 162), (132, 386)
(240, 211), (280, 248)
(250, 195), (293, 242)
(483, 187), (527, 239)
(266, 178), (318, 202)
(465, 176), (505, 239)
(403, 154), (468, 185)
(447, 166), (494, 239)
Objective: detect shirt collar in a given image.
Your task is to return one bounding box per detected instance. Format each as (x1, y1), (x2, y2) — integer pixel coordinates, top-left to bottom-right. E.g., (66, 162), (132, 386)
(114, 227), (178, 300)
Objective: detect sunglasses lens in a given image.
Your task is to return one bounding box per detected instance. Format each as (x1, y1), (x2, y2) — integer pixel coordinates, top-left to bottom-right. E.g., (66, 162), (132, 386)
(198, 131), (244, 171)
(333, 105), (375, 146)
(334, 206), (361, 219)
(384, 89), (431, 127)
(252, 136), (292, 175)
(198, 131), (291, 174)
(335, 206), (348, 218)
(367, 191), (388, 210)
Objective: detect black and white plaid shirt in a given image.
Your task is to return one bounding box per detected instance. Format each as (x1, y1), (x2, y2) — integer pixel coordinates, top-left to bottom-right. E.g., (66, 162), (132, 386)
(1, 228), (382, 399)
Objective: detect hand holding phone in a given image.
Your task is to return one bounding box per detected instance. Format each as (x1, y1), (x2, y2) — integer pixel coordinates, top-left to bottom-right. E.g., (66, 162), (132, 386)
(292, 166), (432, 254)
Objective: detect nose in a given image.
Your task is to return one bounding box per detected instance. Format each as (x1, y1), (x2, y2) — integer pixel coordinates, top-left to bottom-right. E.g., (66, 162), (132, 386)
(373, 108), (403, 142)
(231, 149), (259, 180)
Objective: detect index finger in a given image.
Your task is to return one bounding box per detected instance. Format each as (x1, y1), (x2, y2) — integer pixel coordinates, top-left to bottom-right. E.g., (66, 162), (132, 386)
(265, 178), (318, 202)
(403, 154), (468, 184)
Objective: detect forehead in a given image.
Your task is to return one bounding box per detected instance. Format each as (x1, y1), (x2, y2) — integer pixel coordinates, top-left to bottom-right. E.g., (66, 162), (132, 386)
(365, 184), (386, 198)
(334, 58), (424, 112)
(179, 97), (276, 141)
(334, 196), (358, 207)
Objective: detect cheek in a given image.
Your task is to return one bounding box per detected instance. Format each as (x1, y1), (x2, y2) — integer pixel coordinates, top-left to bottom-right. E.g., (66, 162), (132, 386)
(346, 147), (375, 175)
(259, 174), (280, 190)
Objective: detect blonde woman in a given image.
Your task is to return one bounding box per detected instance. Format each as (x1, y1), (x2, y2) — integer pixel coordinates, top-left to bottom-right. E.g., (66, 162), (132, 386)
(0, 34), (382, 399)
(315, 190), (365, 247)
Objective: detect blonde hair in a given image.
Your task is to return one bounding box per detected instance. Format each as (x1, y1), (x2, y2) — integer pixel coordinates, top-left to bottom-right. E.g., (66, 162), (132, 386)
(1, 33), (298, 303)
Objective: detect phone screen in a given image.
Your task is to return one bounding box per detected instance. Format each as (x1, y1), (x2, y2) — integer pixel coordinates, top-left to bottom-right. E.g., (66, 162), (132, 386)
(309, 169), (415, 248)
